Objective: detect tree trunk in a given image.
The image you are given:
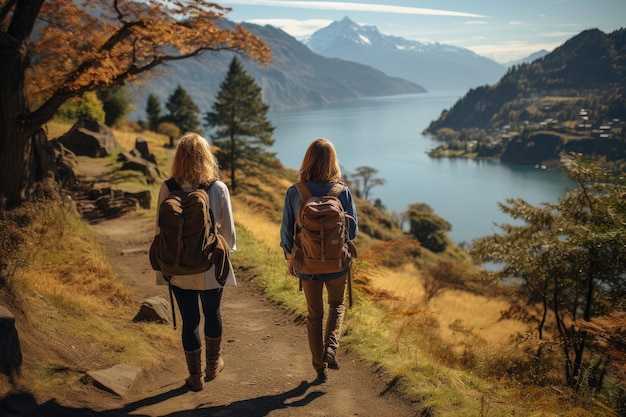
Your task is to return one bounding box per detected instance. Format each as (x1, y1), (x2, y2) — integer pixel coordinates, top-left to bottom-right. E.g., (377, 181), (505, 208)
(230, 132), (236, 192)
(0, 0), (54, 211)
(0, 32), (31, 210)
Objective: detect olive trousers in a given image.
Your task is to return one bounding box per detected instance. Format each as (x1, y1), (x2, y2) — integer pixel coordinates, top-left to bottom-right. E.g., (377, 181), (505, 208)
(301, 273), (347, 371)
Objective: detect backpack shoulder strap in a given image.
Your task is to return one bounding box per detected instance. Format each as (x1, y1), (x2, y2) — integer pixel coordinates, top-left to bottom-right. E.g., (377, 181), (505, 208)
(327, 183), (345, 198)
(165, 177), (180, 192)
(199, 180), (218, 234)
(295, 182), (345, 200)
(294, 182), (312, 201)
(200, 179), (217, 193)
(166, 178), (217, 194)
(198, 179), (217, 204)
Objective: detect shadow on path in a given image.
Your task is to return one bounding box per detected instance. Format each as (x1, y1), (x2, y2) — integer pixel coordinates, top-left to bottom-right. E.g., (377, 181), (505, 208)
(1, 381), (324, 417)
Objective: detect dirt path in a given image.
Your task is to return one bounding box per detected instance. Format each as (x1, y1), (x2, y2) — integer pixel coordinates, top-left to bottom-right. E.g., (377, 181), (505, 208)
(85, 213), (422, 417)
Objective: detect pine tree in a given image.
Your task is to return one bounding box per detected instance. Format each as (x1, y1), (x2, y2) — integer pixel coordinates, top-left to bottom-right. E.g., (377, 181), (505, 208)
(146, 94), (162, 132)
(166, 85), (201, 134)
(470, 155), (626, 388)
(97, 85), (132, 127)
(206, 57), (275, 192)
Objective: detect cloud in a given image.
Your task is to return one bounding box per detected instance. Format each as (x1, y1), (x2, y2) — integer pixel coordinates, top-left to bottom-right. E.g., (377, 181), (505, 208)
(468, 41), (559, 63)
(224, 0), (485, 18)
(249, 18), (333, 37)
(541, 30), (579, 38)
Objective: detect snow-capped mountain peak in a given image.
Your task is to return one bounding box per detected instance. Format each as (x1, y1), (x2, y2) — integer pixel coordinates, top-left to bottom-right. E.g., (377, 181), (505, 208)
(306, 17), (483, 58)
(304, 17), (506, 91)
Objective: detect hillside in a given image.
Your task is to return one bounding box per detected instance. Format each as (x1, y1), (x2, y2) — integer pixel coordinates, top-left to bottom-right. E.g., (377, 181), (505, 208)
(423, 28), (626, 172)
(2, 122), (623, 416)
(127, 20), (424, 120)
(305, 17), (506, 91)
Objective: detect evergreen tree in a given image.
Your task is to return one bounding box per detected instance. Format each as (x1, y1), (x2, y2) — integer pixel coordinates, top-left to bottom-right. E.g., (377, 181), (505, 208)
(146, 94), (162, 132)
(470, 154), (626, 389)
(206, 57), (275, 192)
(97, 85), (132, 127)
(166, 85), (201, 134)
(0, 1), (269, 208)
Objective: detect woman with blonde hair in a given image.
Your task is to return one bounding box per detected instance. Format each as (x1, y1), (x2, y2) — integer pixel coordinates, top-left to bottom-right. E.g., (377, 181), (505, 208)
(154, 132), (236, 391)
(280, 138), (358, 384)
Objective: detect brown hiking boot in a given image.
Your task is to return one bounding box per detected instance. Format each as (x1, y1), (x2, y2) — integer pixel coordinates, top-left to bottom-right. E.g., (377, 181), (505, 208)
(205, 336), (224, 380)
(184, 349), (204, 391)
(323, 346), (339, 370)
(312, 367), (327, 385)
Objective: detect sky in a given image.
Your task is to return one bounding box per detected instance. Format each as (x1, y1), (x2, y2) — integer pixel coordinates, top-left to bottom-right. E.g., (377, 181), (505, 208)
(217, 0), (625, 63)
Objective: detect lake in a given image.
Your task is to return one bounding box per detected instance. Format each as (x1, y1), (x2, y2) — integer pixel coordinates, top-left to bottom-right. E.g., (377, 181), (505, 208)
(268, 90), (575, 245)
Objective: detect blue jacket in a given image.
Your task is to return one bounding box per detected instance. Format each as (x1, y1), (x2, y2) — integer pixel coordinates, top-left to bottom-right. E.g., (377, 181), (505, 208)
(280, 182), (358, 281)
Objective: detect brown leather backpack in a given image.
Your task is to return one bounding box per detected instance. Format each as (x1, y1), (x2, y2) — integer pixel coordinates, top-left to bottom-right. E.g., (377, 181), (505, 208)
(149, 178), (230, 286)
(292, 182), (357, 275)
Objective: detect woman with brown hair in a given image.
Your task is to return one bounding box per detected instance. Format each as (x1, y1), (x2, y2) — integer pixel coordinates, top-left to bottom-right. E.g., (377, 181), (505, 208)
(280, 138), (358, 384)
(154, 132), (236, 391)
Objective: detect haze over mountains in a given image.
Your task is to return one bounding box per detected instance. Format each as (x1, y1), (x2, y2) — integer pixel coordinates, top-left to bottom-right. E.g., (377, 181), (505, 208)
(128, 17), (532, 119)
(129, 20), (424, 119)
(304, 17), (507, 92)
(504, 49), (550, 67)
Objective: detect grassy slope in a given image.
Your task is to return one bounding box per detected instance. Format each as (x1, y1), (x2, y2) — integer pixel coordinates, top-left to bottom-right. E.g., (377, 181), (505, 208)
(0, 121), (614, 416)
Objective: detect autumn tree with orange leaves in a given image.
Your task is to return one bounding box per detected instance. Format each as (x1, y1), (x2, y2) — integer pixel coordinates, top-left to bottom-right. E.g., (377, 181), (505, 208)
(0, 0), (271, 210)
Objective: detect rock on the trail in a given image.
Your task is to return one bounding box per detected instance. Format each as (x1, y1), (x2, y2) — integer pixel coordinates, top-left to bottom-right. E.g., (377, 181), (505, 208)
(0, 306), (21, 385)
(132, 297), (171, 325)
(81, 363), (142, 397)
(55, 119), (120, 158)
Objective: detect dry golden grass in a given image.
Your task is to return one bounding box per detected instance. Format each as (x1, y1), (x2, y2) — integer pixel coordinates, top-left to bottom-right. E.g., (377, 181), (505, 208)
(1, 122), (177, 402)
(44, 121), (71, 139)
(361, 258), (528, 350)
(233, 200), (282, 251)
(365, 264), (426, 303)
(0, 199), (178, 402)
(429, 290), (529, 346)
(21, 119), (618, 416)
(360, 239), (423, 268)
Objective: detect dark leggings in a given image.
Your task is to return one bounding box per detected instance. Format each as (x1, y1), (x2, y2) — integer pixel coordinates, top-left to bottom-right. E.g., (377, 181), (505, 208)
(171, 286), (223, 351)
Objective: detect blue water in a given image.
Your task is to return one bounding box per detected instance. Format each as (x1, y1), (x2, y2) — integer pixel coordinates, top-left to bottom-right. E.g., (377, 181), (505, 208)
(268, 91), (575, 244)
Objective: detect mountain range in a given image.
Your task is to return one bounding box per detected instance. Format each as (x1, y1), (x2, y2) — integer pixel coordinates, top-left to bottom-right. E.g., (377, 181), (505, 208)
(304, 17), (507, 91)
(128, 21), (425, 120)
(128, 17), (518, 120)
(424, 27), (626, 170)
(504, 49), (550, 67)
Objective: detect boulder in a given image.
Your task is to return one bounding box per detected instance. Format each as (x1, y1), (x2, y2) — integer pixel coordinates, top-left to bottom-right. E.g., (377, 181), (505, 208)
(26, 128), (77, 203)
(124, 190), (151, 209)
(134, 136), (157, 163)
(82, 363), (142, 397)
(0, 306), (22, 385)
(51, 141), (78, 189)
(118, 151), (163, 184)
(132, 297), (171, 324)
(56, 119), (120, 157)
(95, 192), (140, 219)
